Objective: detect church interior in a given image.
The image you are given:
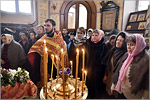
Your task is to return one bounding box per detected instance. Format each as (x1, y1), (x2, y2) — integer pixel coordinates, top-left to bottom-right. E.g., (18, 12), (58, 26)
(1, 0), (150, 99)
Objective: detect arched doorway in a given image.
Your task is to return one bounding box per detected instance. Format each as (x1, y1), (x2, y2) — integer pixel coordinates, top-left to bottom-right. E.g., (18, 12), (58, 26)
(60, 1), (96, 32)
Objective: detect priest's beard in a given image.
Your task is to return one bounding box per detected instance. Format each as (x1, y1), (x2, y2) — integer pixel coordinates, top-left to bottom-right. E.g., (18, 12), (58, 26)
(46, 28), (54, 36)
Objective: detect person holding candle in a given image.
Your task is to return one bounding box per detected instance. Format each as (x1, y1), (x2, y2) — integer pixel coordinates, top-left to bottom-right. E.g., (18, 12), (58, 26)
(84, 29), (107, 99)
(27, 19), (69, 88)
(68, 27), (87, 79)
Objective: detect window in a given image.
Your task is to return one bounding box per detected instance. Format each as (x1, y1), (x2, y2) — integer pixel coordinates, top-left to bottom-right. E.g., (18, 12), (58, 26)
(79, 4), (87, 29)
(1, 0), (16, 12)
(138, 0), (150, 11)
(68, 4), (76, 29)
(1, 0), (32, 14)
(67, 3), (88, 29)
(19, 0), (32, 13)
(61, 1), (96, 32)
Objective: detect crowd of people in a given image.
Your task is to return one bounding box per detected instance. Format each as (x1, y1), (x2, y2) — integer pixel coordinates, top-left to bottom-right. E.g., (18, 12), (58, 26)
(1, 18), (149, 99)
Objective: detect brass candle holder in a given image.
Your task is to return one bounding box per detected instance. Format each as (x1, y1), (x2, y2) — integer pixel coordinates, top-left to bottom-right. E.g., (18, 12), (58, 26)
(40, 68), (88, 99)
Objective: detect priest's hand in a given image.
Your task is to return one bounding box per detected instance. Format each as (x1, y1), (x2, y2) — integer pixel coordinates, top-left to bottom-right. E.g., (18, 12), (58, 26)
(1, 59), (5, 64)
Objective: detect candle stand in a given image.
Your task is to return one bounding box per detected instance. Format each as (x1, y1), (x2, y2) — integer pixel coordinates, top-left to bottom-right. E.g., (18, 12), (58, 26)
(40, 68), (88, 99)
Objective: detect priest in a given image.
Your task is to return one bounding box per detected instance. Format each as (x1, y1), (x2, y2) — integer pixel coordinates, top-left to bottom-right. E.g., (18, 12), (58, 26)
(27, 19), (69, 88)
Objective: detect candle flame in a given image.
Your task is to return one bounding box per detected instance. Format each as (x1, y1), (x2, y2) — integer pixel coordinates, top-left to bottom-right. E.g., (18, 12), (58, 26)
(45, 47), (48, 52)
(82, 49), (85, 53)
(55, 55), (58, 59)
(61, 48), (63, 53)
(76, 48), (79, 53)
(51, 54), (54, 58)
(70, 61), (72, 64)
(44, 40), (46, 44)
(84, 71), (87, 74)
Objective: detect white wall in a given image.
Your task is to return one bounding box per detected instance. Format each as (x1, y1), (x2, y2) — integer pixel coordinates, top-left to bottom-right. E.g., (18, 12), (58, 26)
(122, 0), (136, 31)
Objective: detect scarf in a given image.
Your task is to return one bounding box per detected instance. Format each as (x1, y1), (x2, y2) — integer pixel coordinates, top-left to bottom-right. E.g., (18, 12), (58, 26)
(91, 31), (101, 44)
(73, 33), (86, 47)
(3, 34), (14, 44)
(115, 34), (146, 93)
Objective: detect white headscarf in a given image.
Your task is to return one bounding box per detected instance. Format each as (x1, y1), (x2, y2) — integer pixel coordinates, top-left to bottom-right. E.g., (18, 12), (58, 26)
(3, 34), (14, 44)
(87, 28), (93, 39)
(99, 29), (105, 37)
(73, 31), (86, 47)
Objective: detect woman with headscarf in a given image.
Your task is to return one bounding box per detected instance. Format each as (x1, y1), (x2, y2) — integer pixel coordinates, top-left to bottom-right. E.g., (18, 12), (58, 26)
(87, 28), (93, 39)
(18, 31), (29, 55)
(68, 27), (86, 79)
(1, 34), (26, 69)
(27, 30), (37, 51)
(111, 34), (149, 99)
(85, 29), (107, 99)
(102, 32), (127, 98)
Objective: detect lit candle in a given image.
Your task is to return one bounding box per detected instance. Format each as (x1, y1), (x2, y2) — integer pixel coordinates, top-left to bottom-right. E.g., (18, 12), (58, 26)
(43, 40), (46, 52)
(50, 54), (54, 80)
(84, 71), (87, 86)
(75, 48), (79, 99)
(61, 48), (65, 99)
(55, 55), (59, 81)
(82, 49), (85, 95)
(44, 47), (48, 99)
(70, 61), (73, 77)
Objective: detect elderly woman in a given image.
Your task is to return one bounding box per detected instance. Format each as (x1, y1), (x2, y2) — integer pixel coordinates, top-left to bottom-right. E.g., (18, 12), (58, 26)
(85, 29), (107, 99)
(102, 32), (127, 98)
(111, 34), (149, 99)
(68, 27), (86, 79)
(1, 34), (26, 69)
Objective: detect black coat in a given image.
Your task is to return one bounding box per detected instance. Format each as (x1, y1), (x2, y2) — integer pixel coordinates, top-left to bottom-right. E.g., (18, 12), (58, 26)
(18, 40), (29, 55)
(68, 41), (86, 79)
(27, 38), (37, 51)
(85, 38), (107, 98)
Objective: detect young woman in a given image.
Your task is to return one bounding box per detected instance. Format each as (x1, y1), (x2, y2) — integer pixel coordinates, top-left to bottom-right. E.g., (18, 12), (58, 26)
(28, 30), (37, 51)
(85, 29), (107, 99)
(36, 24), (45, 40)
(68, 27), (86, 79)
(112, 34), (149, 99)
(18, 32), (29, 55)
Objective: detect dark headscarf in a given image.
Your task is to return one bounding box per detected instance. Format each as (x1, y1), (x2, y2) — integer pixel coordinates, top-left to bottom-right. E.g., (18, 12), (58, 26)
(102, 32), (127, 72)
(113, 32), (127, 67)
